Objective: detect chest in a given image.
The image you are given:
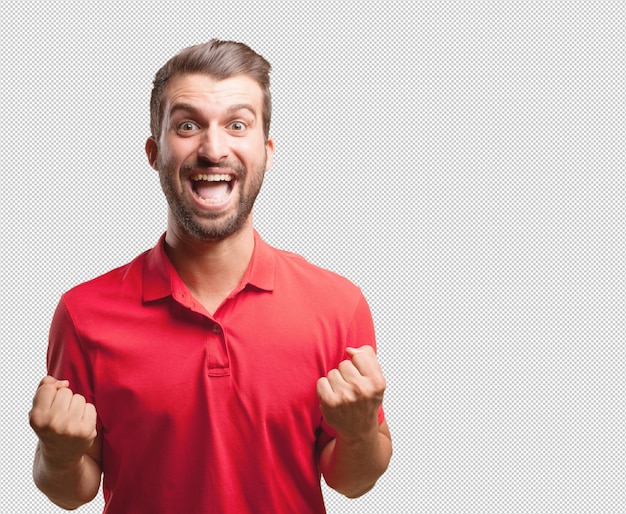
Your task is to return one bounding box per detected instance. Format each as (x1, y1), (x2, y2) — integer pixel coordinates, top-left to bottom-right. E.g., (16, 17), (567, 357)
(90, 297), (345, 435)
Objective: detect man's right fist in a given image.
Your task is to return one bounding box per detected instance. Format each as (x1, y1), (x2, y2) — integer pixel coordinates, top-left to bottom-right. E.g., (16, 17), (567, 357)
(29, 376), (97, 466)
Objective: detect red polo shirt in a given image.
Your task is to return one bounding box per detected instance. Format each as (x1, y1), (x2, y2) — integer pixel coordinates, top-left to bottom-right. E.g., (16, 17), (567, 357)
(47, 231), (384, 514)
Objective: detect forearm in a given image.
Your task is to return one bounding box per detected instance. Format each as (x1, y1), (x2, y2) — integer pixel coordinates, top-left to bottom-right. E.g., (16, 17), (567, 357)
(33, 443), (101, 510)
(320, 426), (392, 498)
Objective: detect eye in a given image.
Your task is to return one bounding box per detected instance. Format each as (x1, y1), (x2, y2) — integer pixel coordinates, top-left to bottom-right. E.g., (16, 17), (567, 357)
(178, 121), (199, 132)
(229, 121), (246, 131)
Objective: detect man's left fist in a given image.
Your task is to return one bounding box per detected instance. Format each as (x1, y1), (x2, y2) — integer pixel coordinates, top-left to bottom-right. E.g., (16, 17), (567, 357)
(316, 345), (386, 441)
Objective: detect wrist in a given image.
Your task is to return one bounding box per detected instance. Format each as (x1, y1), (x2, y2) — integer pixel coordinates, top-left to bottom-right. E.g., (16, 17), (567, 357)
(37, 442), (84, 472)
(334, 423), (380, 446)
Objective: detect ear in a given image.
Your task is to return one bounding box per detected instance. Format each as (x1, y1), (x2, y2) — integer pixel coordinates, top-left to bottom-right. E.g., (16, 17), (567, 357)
(264, 137), (275, 172)
(145, 137), (159, 170)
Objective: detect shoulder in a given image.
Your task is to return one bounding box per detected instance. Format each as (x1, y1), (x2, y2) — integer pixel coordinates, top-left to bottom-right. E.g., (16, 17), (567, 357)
(266, 243), (365, 308)
(276, 245), (358, 285)
(262, 243), (376, 349)
(61, 249), (149, 306)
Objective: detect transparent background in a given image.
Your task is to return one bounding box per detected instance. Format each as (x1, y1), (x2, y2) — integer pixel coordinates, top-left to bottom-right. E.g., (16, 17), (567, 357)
(1, 1), (624, 513)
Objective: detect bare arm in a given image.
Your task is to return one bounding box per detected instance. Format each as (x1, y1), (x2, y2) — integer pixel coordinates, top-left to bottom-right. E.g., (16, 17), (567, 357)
(29, 377), (102, 509)
(317, 346), (393, 498)
(318, 419), (392, 497)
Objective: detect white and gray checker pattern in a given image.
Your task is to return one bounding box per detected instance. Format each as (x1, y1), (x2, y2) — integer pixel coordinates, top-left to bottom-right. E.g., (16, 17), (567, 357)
(2, 1), (625, 513)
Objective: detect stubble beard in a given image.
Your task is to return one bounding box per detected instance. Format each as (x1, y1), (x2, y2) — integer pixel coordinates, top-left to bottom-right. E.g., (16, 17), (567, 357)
(158, 154), (267, 242)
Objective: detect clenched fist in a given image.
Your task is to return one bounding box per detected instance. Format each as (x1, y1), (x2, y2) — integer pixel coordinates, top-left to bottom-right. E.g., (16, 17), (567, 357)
(29, 376), (98, 467)
(317, 346), (386, 442)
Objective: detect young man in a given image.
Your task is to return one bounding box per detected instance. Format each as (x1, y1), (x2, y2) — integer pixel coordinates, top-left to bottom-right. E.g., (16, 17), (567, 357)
(29, 40), (392, 513)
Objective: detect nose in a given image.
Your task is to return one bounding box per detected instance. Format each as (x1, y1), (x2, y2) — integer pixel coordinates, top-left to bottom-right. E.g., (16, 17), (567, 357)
(198, 125), (228, 162)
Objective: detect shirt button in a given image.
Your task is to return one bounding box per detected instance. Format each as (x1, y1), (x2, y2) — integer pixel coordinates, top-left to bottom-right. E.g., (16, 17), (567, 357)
(211, 324), (221, 334)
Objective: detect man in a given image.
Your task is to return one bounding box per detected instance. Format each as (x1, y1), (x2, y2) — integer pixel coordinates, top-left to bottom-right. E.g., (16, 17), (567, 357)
(29, 40), (392, 513)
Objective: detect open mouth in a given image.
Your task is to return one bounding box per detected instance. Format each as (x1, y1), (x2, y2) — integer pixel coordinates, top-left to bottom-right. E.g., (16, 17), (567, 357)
(190, 173), (235, 204)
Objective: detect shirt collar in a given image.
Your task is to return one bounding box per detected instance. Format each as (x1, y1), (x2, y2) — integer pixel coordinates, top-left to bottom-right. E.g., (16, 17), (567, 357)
(143, 230), (275, 302)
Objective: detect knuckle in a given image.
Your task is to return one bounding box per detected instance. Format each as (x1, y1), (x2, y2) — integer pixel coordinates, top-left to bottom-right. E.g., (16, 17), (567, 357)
(336, 387), (357, 403)
(352, 377), (385, 400)
(28, 408), (47, 430)
(55, 387), (72, 401)
(71, 393), (86, 406)
(47, 413), (69, 434)
(327, 368), (342, 380)
(337, 360), (352, 373)
(372, 374), (386, 391)
(54, 418), (87, 439)
(38, 382), (55, 393)
(72, 424), (93, 440)
(32, 384), (53, 405)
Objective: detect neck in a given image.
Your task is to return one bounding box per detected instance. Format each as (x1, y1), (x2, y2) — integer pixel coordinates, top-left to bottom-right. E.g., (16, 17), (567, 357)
(163, 220), (255, 314)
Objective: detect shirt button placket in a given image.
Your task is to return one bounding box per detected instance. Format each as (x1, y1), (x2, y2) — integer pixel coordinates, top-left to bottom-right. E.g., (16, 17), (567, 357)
(206, 320), (230, 376)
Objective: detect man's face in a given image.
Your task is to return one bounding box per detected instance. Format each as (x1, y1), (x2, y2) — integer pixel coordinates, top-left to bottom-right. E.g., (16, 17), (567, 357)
(147, 73), (274, 241)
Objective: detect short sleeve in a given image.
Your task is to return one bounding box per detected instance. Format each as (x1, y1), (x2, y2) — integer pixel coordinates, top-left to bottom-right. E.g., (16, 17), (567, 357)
(47, 296), (96, 405)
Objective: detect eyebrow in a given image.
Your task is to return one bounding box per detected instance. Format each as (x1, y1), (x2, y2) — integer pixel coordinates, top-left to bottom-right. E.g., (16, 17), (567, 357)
(168, 103), (200, 117)
(168, 102), (257, 118)
(226, 104), (257, 117)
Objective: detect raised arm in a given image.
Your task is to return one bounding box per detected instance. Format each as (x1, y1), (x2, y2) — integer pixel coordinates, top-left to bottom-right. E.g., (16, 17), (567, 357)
(29, 376), (102, 510)
(316, 346), (392, 498)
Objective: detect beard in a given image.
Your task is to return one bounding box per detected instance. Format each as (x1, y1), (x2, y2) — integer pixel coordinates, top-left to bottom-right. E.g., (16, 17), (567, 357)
(158, 153), (267, 241)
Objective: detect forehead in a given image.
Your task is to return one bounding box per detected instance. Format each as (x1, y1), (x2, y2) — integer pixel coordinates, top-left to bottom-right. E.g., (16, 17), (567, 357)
(163, 73), (264, 114)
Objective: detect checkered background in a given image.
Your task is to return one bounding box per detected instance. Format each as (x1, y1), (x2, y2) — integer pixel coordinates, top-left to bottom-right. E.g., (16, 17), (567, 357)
(1, 1), (624, 513)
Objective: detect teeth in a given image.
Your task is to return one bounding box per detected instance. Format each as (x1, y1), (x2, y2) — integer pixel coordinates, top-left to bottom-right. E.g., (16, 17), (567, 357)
(198, 196), (229, 205)
(190, 173), (232, 182)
